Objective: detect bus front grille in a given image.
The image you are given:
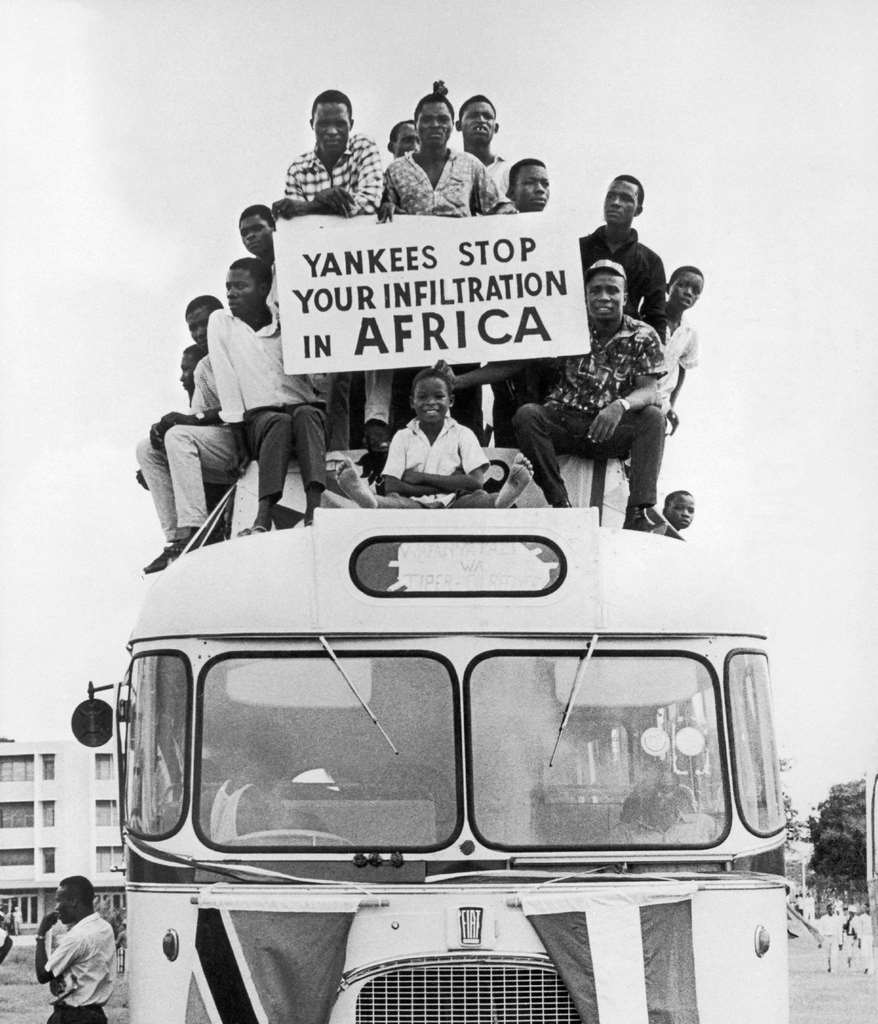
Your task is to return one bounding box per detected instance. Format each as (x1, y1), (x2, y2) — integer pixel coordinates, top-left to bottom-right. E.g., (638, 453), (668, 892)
(355, 960), (582, 1024)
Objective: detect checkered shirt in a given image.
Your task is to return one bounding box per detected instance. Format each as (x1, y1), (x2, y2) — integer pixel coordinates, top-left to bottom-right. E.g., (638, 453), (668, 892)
(284, 133), (383, 215)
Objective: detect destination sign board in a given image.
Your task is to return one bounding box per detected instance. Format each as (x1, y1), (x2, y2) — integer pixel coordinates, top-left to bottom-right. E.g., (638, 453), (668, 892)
(350, 537), (565, 597)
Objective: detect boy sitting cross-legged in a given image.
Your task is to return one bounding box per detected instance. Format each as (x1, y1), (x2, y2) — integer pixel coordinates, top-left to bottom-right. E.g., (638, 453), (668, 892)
(335, 366), (532, 509)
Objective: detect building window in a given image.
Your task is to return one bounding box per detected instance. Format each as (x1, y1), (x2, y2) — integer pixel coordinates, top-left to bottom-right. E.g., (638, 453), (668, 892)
(0, 802), (34, 828)
(95, 800), (119, 827)
(42, 849), (55, 873)
(95, 755), (114, 781)
(42, 801), (55, 827)
(41, 754), (55, 781)
(95, 846), (123, 873)
(0, 849), (34, 866)
(0, 756), (34, 782)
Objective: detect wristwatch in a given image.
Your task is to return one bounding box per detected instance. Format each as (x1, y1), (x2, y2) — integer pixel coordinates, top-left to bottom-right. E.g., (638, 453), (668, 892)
(617, 398), (631, 412)
(194, 412), (205, 422)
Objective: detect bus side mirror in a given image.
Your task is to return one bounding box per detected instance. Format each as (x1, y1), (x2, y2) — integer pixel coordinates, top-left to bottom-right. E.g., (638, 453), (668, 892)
(71, 699), (114, 747)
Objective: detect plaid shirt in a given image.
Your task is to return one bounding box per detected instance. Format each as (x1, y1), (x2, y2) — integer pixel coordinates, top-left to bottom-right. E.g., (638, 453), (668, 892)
(546, 314), (665, 416)
(284, 133), (383, 215)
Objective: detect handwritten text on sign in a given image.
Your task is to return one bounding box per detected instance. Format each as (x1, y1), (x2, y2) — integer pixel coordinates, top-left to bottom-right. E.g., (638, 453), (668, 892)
(275, 212), (589, 374)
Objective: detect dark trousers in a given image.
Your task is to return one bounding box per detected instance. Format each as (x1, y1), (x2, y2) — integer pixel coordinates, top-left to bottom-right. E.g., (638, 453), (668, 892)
(48, 1005), (107, 1024)
(513, 402), (665, 508)
(244, 405), (327, 503)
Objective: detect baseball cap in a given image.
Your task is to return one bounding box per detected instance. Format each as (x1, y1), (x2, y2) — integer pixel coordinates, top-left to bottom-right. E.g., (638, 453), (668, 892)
(585, 259), (627, 284)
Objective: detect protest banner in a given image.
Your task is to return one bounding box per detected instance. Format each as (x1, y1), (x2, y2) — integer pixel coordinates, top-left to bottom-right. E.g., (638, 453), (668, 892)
(275, 211), (590, 375)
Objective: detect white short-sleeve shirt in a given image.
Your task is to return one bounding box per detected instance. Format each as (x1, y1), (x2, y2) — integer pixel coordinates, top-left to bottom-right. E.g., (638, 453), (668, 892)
(384, 417), (488, 507)
(45, 913), (116, 1007)
(658, 317), (700, 411)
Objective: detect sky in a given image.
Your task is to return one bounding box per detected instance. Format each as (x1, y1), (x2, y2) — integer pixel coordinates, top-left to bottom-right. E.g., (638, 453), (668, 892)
(1, 0), (876, 817)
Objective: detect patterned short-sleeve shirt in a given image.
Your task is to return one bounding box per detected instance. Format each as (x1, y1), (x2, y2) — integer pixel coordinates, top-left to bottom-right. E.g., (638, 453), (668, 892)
(546, 314), (665, 416)
(384, 150), (513, 217)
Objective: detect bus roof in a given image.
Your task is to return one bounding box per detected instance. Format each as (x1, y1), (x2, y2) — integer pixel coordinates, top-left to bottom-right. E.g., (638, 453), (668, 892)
(130, 508), (765, 642)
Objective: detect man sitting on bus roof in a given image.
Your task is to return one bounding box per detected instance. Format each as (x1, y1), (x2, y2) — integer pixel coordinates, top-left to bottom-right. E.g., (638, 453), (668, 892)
(137, 296), (240, 574)
(272, 89), (386, 453)
(513, 260), (676, 533)
(208, 257), (329, 531)
(240, 201), (391, 455)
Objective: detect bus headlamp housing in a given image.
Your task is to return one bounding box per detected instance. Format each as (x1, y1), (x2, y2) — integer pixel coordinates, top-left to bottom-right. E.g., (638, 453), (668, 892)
(754, 925), (771, 957)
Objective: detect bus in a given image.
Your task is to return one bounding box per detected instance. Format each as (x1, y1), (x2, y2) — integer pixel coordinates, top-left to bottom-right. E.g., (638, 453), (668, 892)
(867, 769), (878, 970)
(77, 474), (788, 1024)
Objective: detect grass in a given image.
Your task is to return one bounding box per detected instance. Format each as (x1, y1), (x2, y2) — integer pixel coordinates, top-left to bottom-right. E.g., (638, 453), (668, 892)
(0, 936), (874, 1023)
(788, 934), (876, 1022)
(0, 944), (128, 1024)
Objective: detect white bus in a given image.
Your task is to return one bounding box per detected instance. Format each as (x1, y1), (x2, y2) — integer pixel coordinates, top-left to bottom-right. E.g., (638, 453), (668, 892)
(83, 487), (788, 1024)
(867, 769), (878, 968)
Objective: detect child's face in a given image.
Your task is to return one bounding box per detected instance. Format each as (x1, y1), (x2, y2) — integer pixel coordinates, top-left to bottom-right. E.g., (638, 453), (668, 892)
(664, 494), (695, 531)
(411, 376), (452, 425)
(668, 272), (703, 312)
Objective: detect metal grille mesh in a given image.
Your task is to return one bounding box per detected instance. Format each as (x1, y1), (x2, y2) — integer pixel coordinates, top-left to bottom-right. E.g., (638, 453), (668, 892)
(355, 960), (582, 1024)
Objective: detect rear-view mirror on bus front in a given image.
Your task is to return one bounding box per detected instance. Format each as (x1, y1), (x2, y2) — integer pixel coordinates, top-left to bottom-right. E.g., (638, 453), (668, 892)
(71, 698), (114, 747)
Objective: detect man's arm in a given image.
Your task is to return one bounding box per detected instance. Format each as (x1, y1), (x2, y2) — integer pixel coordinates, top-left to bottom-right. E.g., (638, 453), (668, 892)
(206, 313), (246, 424)
(436, 359), (525, 391)
(637, 252), (668, 339)
(665, 365), (686, 434)
(401, 464), (488, 494)
(34, 913), (58, 983)
(587, 375), (660, 443)
(346, 136), (384, 216)
(148, 407), (224, 449)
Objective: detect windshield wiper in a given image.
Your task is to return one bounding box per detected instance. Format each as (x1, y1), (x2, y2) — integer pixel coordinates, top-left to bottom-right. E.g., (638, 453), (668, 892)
(548, 633), (599, 767)
(318, 635), (399, 755)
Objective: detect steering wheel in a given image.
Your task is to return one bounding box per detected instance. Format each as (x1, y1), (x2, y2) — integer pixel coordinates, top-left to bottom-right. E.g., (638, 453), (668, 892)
(225, 829), (352, 847)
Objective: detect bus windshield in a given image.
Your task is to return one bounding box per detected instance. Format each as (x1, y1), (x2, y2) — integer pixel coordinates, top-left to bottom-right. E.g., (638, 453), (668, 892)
(196, 653), (458, 850)
(468, 653), (728, 849)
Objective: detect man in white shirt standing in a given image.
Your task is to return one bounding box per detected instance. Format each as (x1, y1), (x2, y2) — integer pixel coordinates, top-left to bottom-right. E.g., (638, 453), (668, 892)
(34, 875), (115, 1024)
(658, 266), (703, 435)
(209, 257), (329, 530)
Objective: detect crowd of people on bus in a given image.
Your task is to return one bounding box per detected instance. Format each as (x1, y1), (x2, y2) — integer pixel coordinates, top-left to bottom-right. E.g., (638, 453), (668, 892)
(136, 82), (701, 573)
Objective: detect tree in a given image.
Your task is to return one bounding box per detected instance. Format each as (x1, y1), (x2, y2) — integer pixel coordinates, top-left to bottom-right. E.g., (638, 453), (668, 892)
(808, 779), (866, 893)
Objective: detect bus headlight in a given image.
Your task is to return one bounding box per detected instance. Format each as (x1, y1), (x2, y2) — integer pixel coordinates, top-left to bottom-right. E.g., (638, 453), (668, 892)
(162, 929), (180, 962)
(754, 925), (771, 957)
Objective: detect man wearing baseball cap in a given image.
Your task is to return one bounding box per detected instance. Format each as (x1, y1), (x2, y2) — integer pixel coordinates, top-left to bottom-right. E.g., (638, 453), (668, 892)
(513, 260), (675, 533)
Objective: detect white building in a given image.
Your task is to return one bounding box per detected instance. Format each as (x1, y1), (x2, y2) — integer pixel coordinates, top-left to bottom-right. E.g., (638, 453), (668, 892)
(0, 740), (125, 926)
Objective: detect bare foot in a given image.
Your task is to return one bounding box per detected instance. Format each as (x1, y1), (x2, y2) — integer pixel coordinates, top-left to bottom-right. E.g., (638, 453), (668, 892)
(335, 458), (378, 509)
(494, 453), (533, 508)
